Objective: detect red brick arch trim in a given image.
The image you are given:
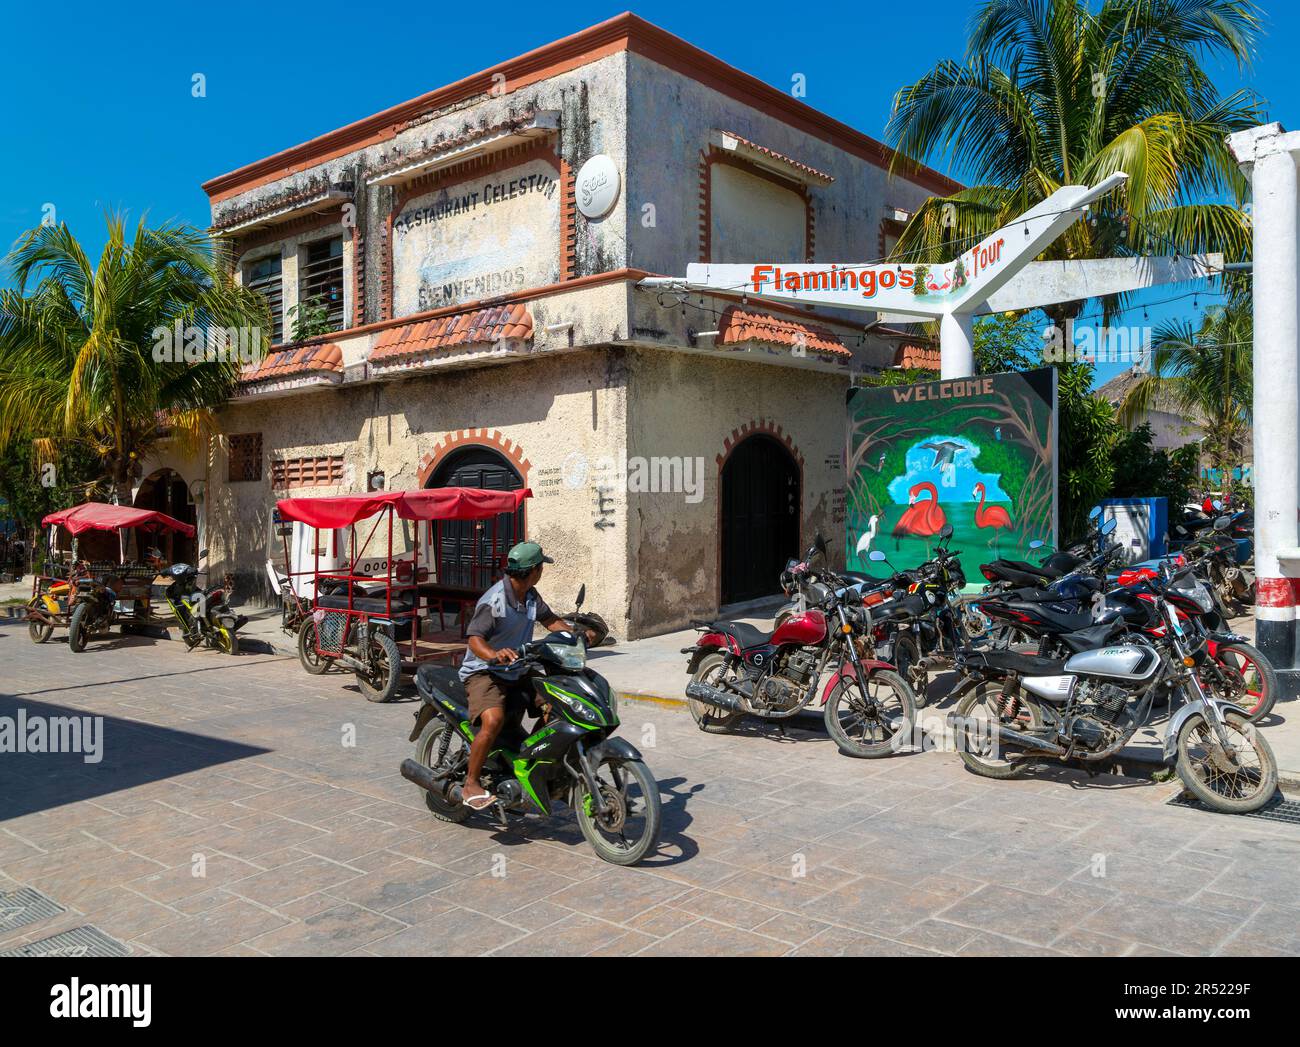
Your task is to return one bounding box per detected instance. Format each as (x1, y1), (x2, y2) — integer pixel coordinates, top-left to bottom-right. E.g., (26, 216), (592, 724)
(698, 147), (815, 264)
(416, 428), (532, 488)
(715, 418), (805, 473)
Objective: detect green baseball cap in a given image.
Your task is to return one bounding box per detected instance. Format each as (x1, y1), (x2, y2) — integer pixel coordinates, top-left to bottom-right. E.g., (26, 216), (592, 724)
(507, 541), (554, 571)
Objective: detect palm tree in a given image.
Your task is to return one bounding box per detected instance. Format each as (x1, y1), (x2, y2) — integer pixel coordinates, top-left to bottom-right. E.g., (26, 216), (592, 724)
(0, 216), (269, 504)
(887, 0), (1261, 324)
(1118, 292), (1252, 496)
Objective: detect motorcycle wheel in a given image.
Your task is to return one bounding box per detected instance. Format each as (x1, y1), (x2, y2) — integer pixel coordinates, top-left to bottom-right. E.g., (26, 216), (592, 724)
(1211, 642), (1277, 722)
(823, 670), (917, 758)
(68, 602), (91, 653)
(413, 718), (471, 824)
(686, 653), (745, 732)
(1176, 710), (1277, 813)
(297, 619), (333, 675)
(357, 631), (401, 703)
(953, 681), (1045, 780)
(211, 624), (239, 656)
(892, 634), (926, 706)
(574, 756), (661, 866)
(26, 599), (52, 643)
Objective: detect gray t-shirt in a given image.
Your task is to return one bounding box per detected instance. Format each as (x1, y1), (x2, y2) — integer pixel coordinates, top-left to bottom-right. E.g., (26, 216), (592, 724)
(458, 579), (554, 681)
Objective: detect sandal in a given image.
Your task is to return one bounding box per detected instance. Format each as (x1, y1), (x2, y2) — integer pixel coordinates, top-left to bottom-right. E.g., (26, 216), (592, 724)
(462, 788), (496, 811)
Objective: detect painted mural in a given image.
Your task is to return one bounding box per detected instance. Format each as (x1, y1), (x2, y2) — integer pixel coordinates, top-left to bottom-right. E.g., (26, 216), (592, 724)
(845, 368), (1057, 576)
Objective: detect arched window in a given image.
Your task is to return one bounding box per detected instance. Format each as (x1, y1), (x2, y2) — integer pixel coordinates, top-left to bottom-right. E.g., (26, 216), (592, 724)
(426, 447), (525, 591)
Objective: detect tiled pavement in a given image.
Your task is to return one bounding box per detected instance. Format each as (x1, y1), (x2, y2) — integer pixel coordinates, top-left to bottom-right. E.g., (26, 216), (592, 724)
(1, 620), (1298, 957)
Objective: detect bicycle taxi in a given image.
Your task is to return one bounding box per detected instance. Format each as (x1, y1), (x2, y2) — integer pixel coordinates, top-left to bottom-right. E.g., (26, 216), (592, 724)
(26, 501), (197, 649)
(271, 485), (531, 701)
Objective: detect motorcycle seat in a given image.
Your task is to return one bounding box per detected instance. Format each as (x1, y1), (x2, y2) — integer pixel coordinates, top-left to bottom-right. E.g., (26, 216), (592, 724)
(703, 620), (772, 649)
(316, 591), (417, 616)
(415, 664), (468, 709)
(963, 649), (1067, 676)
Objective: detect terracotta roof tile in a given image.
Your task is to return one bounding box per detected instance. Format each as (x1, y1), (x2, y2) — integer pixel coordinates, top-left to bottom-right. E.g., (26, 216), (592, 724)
(240, 342), (344, 385)
(894, 343), (941, 370)
(369, 303), (533, 363)
(721, 132), (835, 184)
(716, 305), (849, 357)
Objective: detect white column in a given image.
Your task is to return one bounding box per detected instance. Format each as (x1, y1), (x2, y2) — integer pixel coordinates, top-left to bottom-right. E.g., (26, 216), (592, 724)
(939, 311), (975, 379)
(1251, 148), (1300, 633)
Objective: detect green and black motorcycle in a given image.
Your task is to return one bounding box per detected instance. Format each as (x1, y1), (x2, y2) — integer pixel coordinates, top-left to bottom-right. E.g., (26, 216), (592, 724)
(401, 590), (661, 866)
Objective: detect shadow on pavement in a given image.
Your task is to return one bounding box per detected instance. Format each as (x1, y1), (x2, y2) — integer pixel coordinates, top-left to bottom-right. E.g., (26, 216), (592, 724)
(0, 693), (271, 820)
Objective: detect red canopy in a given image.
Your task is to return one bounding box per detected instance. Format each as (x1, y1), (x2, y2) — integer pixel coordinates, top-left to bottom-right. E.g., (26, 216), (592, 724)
(275, 487), (531, 528)
(43, 502), (197, 537)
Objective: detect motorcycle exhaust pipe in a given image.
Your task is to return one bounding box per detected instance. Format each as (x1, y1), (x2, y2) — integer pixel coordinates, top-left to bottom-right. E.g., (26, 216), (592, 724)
(400, 758), (450, 794)
(685, 680), (747, 714)
(950, 717), (1068, 757)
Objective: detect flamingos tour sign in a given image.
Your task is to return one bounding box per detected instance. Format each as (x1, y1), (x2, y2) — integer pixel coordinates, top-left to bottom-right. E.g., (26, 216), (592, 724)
(845, 368), (1057, 578)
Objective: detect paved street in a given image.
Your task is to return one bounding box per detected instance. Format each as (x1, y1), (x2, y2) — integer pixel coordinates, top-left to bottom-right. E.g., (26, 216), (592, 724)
(2, 619), (1299, 957)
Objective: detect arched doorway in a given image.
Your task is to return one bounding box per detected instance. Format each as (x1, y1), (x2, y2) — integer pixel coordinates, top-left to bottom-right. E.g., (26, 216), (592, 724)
(133, 468), (197, 564)
(426, 446), (525, 590)
(720, 434), (800, 605)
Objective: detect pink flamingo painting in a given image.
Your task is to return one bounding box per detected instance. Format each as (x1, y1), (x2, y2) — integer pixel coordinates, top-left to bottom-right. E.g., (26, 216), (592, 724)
(973, 482), (1013, 551)
(892, 482), (946, 551)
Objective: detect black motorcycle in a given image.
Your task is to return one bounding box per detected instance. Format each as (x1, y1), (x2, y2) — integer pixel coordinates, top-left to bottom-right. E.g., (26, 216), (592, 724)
(401, 588), (660, 866)
(155, 549), (247, 655)
(66, 571), (118, 654)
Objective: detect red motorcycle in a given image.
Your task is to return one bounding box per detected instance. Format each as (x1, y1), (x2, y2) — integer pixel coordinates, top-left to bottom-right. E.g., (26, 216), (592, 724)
(1116, 563), (1276, 722)
(682, 536), (917, 758)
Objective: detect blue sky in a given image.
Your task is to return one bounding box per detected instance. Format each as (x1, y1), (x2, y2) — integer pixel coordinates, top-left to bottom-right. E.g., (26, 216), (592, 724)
(3, 0), (1292, 387)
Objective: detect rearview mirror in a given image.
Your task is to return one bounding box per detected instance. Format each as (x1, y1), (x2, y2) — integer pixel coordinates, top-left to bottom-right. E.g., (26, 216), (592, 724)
(1215, 515), (1231, 529)
(814, 531), (828, 558)
(1213, 499), (1223, 511)
(939, 524), (954, 540)
(575, 584), (586, 609)
(1100, 519), (1117, 536)
(198, 548), (209, 559)
(1089, 506), (1102, 521)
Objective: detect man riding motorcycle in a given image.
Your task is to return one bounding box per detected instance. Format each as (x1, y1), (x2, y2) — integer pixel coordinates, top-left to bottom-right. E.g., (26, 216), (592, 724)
(459, 541), (597, 810)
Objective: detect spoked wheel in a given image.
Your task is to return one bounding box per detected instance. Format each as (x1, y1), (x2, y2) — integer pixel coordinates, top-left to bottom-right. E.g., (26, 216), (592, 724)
(297, 619), (334, 675)
(26, 599), (53, 643)
(1209, 643), (1277, 722)
(686, 653), (745, 732)
(823, 670), (916, 758)
(413, 718), (472, 823)
(357, 630), (401, 703)
(953, 681), (1046, 780)
(574, 757), (661, 866)
(1176, 710), (1278, 813)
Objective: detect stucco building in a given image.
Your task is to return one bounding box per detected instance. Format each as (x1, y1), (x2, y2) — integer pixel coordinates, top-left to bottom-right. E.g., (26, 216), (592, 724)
(140, 13), (956, 639)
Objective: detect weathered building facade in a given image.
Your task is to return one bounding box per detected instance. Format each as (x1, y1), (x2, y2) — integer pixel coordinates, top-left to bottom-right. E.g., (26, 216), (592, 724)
(141, 13), (956, 639)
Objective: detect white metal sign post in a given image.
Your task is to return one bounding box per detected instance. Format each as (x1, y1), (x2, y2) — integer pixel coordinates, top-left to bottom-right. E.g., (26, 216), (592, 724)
(1229, 123), (1300, 683)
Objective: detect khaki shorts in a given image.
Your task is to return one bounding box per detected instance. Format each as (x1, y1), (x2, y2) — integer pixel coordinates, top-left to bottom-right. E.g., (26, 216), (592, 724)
(464, 672), (536, 725)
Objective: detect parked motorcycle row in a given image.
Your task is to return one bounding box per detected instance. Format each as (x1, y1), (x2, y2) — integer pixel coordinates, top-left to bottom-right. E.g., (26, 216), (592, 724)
(681, 508), (1279, 814)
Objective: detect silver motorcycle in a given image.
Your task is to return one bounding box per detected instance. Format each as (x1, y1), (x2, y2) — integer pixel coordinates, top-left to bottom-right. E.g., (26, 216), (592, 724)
(947, 561), (1277, 813)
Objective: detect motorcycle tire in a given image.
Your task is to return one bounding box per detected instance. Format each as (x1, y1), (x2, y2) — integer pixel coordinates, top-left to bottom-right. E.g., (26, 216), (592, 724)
(1175, 710), (1278, 814)
(297, 618), (333, 675)
(574, 756), (661, 866)
(953, 681), (1046, 780)
(892, 634), (926, 706)
(211, 624), (239, 656)
(823, 669), (917, 758)
(413, 718), (471, 824)
(68, 602), (90, 653)
(26, 598), (53, 643)
(357, 630), (402, 703)
(1212, 642), (1278, 723)
(686, 653), (745, 732)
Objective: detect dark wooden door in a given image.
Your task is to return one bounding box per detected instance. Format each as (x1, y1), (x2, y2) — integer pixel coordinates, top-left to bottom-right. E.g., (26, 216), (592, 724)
(720, 435), (800, 605)
(428, 448), (524, 590)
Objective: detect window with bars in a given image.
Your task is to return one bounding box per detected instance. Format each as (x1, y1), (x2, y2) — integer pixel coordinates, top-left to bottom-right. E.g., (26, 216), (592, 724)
(245, 255), (284, 344)
(272, 455), (345, 489)
(299, 237), (345, 331)
(227, 432), (263, 483)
